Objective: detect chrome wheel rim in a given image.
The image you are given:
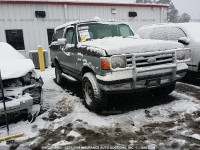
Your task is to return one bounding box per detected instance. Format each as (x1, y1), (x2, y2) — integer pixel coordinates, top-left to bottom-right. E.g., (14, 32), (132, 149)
(55, 67), (60, 83)
(84, 82), (93, 105)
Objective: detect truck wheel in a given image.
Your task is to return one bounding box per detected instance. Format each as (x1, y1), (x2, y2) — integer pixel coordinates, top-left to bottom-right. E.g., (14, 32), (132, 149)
(55, 63), (64, 85)
(82, 72), (107, 112)
(152, 84), (175, 96)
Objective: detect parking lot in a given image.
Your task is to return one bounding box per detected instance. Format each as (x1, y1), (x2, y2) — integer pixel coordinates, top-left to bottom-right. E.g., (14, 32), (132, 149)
(0, 68), (199, 149)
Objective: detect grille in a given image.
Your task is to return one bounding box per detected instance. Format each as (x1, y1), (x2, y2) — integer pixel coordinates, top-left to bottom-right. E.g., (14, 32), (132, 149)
(126, 52), (175, 68)
(126, 56), (133, 67)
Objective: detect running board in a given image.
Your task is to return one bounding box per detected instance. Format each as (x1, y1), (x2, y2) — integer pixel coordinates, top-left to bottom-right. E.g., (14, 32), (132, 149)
(61, 73), (77, 82)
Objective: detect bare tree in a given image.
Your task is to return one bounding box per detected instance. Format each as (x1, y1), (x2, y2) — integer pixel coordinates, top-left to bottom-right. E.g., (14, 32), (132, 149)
(179, 13), (191, 22)
(136, 0), (191, 23)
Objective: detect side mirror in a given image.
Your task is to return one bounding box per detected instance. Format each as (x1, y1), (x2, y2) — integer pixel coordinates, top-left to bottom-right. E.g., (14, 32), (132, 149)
(178, 37), (190, 45)
(57, 38), (67, 46)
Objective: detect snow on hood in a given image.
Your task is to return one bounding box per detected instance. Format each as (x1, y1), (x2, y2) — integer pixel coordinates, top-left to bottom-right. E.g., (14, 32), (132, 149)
(81, 37), (184, 55)
(0, 42), (35, 80)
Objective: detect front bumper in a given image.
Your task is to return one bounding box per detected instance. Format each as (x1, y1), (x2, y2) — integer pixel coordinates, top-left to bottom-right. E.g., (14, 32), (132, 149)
(0, 94), (33, 115)
(0, 78), (43, 115)
(97, 63), (188, 93)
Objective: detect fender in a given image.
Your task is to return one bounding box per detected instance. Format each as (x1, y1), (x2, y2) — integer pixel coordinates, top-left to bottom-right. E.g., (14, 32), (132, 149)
(82, 64), (96, 76)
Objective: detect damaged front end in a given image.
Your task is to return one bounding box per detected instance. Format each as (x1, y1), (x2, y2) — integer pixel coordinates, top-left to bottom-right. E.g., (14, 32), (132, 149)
(0, 70), (43, 123)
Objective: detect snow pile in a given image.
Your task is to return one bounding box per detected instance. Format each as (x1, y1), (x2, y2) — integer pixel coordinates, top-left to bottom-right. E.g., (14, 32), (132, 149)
(67, 130), (81, 138)
(0, 42), (35, 80)
(79, 37), (183, 55)
(51, 140), (72, 147)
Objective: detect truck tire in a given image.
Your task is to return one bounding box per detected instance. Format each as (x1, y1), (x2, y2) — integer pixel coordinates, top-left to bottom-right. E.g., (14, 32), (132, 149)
(82, 72), (107, 112)
(152, 84), (175, 96)
(55, 63), (64, 85)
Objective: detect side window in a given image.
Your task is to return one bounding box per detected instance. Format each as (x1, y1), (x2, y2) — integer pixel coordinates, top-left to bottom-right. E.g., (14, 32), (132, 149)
(47, 29), (54, 44)
(167, 28), (187, 41)
(149, 27), (168, 40)
(119, 26), (132, 37)
(54, 28), (64, 41)
(65, 28), (75, 44)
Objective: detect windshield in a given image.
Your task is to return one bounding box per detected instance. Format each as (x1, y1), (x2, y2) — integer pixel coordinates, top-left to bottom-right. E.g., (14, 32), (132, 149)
(77, 23), (134, 42)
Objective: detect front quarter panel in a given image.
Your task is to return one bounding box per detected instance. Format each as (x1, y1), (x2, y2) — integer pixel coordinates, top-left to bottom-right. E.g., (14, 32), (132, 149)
(74, 44), (108, 76)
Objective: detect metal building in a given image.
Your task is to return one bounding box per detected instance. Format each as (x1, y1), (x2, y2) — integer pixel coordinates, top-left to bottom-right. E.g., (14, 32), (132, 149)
(0, 0), (168, 57)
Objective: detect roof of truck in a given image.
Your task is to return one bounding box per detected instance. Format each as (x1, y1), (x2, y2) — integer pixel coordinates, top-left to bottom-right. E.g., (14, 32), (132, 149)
(55, 18), (129, 30)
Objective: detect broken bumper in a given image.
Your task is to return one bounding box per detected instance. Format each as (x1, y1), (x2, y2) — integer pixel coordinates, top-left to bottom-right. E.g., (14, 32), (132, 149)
(96, 63), (188, 93)
(0, 94), (33, 115)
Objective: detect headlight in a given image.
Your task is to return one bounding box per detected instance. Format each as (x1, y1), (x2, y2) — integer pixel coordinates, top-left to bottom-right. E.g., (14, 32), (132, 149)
(111, 56), (126, 69)
(176, 49), (191, 61)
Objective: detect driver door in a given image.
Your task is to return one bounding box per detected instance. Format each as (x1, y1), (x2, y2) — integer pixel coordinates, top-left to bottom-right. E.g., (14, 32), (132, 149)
(59, 26), (77, 75)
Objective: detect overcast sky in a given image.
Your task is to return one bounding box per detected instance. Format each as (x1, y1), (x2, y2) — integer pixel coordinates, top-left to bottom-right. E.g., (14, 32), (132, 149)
(172, 0), (200, 19)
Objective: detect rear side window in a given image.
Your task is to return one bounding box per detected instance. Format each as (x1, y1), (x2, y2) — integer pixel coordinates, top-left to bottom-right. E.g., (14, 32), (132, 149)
(149, 27), (187, 41)
(119, 25), (133, 37)
(149, 27), (168, 40)
(167, 28), (187, 41)
(54, 28), (64, 41)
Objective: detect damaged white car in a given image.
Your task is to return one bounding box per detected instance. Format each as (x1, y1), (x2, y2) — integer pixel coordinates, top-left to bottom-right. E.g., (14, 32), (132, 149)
(0, 42), (43, 123)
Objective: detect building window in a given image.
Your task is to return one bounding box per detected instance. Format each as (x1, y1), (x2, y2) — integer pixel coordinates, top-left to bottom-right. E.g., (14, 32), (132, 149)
(5, 29), (25, 50)
(47, 29), (54, 45)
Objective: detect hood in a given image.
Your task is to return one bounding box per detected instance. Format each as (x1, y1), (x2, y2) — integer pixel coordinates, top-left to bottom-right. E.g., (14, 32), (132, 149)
(81, 37), (184, 55)
(0, 59), (35, 80)
(0, 42), (35, 80)
(0, 42), (25, 61)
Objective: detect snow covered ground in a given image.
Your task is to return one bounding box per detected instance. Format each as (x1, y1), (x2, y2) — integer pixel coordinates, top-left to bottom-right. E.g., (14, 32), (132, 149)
(0, 67), (200, 149)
